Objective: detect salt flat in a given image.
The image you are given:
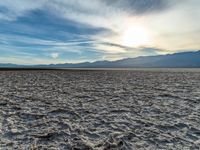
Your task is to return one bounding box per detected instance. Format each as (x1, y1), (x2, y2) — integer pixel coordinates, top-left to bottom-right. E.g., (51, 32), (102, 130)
(0, 69), (200, 149)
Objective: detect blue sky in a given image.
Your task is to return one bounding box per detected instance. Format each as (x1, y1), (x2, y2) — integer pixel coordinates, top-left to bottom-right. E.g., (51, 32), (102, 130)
(0, 0), (200, 64)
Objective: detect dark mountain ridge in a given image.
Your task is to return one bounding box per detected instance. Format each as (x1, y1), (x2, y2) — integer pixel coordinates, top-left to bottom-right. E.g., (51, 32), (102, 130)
(1, 50), (200, 68)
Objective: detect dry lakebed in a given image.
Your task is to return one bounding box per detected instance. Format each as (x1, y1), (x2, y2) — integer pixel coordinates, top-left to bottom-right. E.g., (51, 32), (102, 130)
(0, 69), (200, 149)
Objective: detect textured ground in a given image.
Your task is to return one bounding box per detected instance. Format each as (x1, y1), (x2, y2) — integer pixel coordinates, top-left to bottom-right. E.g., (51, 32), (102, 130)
(0, 69), (200, 150)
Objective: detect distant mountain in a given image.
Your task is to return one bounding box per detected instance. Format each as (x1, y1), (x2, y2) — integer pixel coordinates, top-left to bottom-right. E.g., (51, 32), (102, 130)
(112, 50), (200, 68)
(0, 63), (21, 68)
(31, 50), (200, 68)
(1, 50), (200, 68)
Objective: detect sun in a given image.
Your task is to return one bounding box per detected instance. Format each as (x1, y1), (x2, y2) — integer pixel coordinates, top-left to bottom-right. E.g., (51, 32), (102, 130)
(122, 26), (150, 47)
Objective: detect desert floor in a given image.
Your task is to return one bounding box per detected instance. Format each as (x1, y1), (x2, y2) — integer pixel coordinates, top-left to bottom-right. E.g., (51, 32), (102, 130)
(0, 69), (200, 149)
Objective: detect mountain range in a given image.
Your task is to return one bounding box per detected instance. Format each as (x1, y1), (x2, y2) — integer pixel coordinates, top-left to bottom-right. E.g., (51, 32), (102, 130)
(1, 50), (200, 68)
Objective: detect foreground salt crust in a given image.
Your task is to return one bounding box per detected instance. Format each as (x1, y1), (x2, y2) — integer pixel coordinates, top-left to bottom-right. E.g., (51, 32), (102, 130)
(0, 69), (200, 149)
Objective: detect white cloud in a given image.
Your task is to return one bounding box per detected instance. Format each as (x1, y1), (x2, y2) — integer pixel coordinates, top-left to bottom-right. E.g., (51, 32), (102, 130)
(51, 52), (59, 59)
(0, 0), (47, 20)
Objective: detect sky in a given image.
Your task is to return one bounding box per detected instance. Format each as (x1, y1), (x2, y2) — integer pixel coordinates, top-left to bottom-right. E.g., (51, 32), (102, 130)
(0, 0), (200, 64)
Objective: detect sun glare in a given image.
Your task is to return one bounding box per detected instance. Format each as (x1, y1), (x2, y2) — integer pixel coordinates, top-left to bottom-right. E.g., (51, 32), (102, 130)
(122, 26), (150, 47)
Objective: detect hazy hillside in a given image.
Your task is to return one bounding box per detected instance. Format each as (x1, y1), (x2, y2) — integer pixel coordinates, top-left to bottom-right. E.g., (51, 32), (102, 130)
(1, 50), (200, 68)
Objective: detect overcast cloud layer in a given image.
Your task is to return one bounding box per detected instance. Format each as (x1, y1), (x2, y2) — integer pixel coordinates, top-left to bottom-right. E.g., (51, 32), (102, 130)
(0, 0), (199, 64)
